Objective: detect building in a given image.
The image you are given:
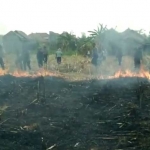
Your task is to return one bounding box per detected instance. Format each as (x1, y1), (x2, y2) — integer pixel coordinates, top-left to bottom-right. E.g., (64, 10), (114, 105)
(3, 30), (30, 53)
(49, 31), (60, 48)
(28, 33), (49, 43)
(97, 28), (146, 55)
(121, 29), (146, 55)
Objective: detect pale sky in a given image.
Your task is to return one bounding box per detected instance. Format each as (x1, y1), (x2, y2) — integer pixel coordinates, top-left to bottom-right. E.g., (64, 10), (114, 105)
(0, 0), (150, 36)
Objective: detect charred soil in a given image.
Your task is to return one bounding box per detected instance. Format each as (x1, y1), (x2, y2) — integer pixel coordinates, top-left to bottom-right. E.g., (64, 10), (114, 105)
(0, 75), (150, 150)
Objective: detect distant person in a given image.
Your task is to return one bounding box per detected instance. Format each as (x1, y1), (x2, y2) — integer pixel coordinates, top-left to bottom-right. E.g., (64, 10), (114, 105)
(134, 47), (142, 70)
(43, 46), (48, 65)
(56, 48), (62, 64)
(102, 49), (107, 61)
(22, 49), (31, 71)
(87, 50), (91, 58)
(91, 43), (98, 67)
(37, 48), (44, 68)
(15, 52), (23, 70)
(98, 48), (106, 64)
(116, 50), (123, 66)
(97, 50), (103, 65)
(0, 45), (5, 70)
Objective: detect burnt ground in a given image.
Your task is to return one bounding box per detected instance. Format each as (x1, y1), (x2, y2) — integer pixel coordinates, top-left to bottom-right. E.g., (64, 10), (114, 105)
(0, 75), (150, 150)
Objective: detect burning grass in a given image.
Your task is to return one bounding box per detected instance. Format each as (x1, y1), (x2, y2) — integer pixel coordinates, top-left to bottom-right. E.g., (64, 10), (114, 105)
(0, 69), (59, 77)
(0, 68), (150, 81)
(2, 53), (150, 80)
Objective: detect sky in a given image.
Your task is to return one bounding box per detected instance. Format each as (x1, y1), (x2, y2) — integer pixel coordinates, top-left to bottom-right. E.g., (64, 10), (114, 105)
(0, 0), (150, 36)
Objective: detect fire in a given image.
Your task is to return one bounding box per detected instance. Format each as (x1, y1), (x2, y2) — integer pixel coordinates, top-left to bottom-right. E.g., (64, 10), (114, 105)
(0, 69), (7, 76)
(113, 69), (150, 79)
(112, 64), (150, 79)
(97, 68), (150, 80)
(0, 68), (150, 80)
(0, 68), (59, 78)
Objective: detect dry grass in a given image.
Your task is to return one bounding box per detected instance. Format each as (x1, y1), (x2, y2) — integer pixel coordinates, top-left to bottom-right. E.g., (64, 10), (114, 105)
(3, 53), (150, 79)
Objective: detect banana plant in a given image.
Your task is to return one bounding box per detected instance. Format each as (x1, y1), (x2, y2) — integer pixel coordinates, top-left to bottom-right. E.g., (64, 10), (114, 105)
(77, 34), (93, 48)
(76, 33), (94, 55)
(88, 23), (107, 47)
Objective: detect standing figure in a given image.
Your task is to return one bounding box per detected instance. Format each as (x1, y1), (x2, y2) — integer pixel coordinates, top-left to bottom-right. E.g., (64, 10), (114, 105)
(37, 48), (44, 68)
(87, 50), (91, 58)
(22, 49), (31, 71)
(15, 52), (23, 70)
(97, 50), (103, 65)
(102, 49), (107, 61)
(56, 48), (62, 64)
(116, 50), (123, 66)
(134, 47), (142, 70)
(0, 45), (5, 70)
(91, 43), (98, 67)
(43, 46), (48, 65)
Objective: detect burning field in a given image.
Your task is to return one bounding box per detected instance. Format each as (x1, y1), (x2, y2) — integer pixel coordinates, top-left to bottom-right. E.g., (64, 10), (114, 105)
(1, 67), (150, 79)
(0, 70), (150, 150)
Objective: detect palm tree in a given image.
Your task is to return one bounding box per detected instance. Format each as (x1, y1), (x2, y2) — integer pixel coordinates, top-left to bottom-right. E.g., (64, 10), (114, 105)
(88, 23), (107, 47)
(136, 29), (145, 35)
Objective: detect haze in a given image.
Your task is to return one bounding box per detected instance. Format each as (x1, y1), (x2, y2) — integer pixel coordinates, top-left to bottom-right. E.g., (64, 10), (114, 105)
(0, 0), (149, 36)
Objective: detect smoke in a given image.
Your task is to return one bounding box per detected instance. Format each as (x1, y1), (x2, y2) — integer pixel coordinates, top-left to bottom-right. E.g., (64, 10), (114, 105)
(90, 28), (148, 77)
(97, 28), (146, 56)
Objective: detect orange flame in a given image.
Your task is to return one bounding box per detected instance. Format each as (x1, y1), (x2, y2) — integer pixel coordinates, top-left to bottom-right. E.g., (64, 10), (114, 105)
(97, 68), (150, 80)
(0, 69), (59, 78)
(113, 69), (150, 79)
(0, 68), (150, 80)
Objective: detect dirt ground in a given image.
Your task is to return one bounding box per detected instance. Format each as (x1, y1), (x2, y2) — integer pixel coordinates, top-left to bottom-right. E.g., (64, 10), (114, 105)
(0, 75), (150, 150)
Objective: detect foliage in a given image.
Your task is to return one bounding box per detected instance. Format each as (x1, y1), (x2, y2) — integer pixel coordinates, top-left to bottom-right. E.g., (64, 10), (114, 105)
(88, 23), (107, 48)
(76, 33), (93, 55)
(55, 32), (93, 55)
(58, 32), (77, 51)
(31, 24), (150, 56)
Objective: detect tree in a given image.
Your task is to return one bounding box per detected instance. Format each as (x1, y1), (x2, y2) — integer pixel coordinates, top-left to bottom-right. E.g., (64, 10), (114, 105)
(76, 33), (93, 55)
(136, 29), (145, 35)
(88, 23), (107, 48)
(58, 32), (76, 51)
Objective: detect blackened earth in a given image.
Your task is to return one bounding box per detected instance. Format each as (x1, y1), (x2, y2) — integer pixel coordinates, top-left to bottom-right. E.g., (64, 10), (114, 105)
(0, 75), (150, 150)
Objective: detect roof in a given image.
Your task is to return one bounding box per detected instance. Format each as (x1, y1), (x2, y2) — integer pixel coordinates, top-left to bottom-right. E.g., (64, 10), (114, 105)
(104, 29), (122, 40)
(14, 30), (29, 39)
(49, 31), (59, 43)
(4, 30), (29, 41)
(49, 31), (59, 38)
(121, 28), (146, 43)
(28, 33), (49, 41)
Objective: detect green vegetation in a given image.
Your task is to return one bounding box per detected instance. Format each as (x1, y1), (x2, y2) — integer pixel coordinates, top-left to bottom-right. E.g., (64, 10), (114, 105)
(42, 24), (150, 56)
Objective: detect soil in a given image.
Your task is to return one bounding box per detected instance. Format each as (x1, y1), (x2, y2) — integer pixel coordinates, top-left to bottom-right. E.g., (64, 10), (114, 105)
(0, 75), (150, 150)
